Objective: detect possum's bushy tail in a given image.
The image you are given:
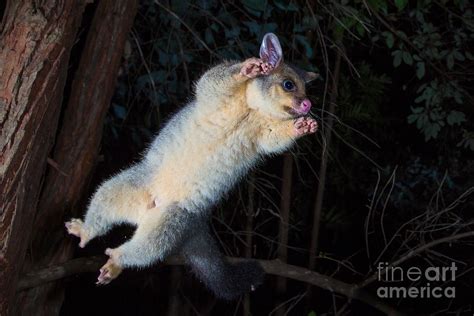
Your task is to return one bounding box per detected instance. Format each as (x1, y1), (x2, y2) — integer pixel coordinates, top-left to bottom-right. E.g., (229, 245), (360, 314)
(181, 224), (264, 300)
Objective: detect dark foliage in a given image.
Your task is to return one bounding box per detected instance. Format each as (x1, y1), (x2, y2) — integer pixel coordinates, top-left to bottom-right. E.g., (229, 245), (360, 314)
(62, 0), (474, 315)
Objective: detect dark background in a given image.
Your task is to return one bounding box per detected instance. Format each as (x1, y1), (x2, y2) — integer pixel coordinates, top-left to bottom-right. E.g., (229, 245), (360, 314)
(62, 0), (474, 315)
(2, 0), (473, 315)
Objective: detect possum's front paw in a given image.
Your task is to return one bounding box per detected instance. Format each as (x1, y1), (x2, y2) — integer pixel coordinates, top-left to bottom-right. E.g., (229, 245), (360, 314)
(96, 248), (123, 285)
(65, 218), (90, 248)
(240, 57), (273, 78)
(294, 117), (318, 136)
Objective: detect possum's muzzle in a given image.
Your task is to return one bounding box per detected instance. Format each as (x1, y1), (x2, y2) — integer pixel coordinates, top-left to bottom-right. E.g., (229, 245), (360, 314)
(294, 98), (312, 115)
(288, 98), (312, 116)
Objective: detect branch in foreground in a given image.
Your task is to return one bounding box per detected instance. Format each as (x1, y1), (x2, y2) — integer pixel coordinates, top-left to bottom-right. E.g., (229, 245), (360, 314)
(17, 256), (403, 315)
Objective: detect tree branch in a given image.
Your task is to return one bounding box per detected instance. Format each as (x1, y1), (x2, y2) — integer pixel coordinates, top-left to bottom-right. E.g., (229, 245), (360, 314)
(17, 256), (403, 315)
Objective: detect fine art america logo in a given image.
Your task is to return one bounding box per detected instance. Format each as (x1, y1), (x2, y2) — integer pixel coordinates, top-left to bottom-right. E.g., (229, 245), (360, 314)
(376, 262), (457, 299)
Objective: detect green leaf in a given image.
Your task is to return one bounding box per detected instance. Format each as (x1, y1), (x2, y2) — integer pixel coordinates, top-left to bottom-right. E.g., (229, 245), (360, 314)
(453, 51), (465, 61)
(372, 0), (389, 12)
(447, 110), (466, 126)
(384, 32), (394, 48)
(392, 50), (402, 67)
(395, 0), (408, 11)
(402, 51), (413, 65)
(308, 311), (317, 316)
(262, 22), (277, 33)
(274, 0), (298, 11)
(447, 53), (454, 69)
(242, 0), (266, 12)
(416, 114), (425, 129)
(407, 113), (418, 124)
(112, 104), (127, 120)
(210, 23), (219, 32)
(396, 30), (407, 40)
(416, 62), (425, 79)
(431, 123), (441, 139)
(295, 35), (313, 58)
(135, 71), (167, 91)
(356, 23), (365, 37)
(454, 90), (463, 104)
(205, 28), (214, 44)
(243, 21), (260, 36)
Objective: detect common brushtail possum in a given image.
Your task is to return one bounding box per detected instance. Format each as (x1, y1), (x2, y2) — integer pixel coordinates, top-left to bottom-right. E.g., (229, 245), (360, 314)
(66, 33), (318, 299)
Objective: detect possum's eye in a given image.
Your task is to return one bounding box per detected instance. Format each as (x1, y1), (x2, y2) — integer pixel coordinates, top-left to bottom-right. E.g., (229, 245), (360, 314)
(282, 79), (296, 92)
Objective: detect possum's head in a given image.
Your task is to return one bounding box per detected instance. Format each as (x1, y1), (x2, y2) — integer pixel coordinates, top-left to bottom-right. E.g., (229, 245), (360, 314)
(246, 33), (317, 120)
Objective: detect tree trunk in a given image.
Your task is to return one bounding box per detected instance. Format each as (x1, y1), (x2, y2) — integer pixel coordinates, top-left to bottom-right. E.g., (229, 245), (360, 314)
(15, 0), (138, 315)
(0, 1), (90, 314)
(0, 0), (137, 314)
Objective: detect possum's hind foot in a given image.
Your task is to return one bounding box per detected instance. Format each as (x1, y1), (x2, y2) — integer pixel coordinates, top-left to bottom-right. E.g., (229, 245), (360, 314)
(65, 218), (90, 248)
(96, 258), (122, 285)
(96, 248), (123, 285)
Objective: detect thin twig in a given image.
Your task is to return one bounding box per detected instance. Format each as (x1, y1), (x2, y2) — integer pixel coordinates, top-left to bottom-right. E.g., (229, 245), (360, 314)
(154, 1), (219, 58)
(308, 46), (343, 270)
(359, 230), (474, 288)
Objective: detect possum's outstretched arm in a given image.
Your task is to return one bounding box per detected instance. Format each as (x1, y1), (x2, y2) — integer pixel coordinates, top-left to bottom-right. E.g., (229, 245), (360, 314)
(258, 117), (318, 154)
(181, 221), (264, 300)
(194, 58), (273, 109)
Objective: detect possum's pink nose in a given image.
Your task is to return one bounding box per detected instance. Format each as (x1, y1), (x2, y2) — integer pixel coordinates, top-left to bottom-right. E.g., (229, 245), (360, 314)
(298, 99), (312, 114)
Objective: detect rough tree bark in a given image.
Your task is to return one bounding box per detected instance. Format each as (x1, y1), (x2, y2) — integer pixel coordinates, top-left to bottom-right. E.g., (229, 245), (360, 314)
(14, 1), (138, 315)
(0, 1), (90, 314)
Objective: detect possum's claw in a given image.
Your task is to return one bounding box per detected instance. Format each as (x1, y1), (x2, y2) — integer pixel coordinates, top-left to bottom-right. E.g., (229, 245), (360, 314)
(65, 218), (89, 248)
(240, 58), (273, 78)
(294, 117), (318, 136)
(96, 257), (123, 285)
(260, 61), (274, 75)
(97, 265), (113, 285)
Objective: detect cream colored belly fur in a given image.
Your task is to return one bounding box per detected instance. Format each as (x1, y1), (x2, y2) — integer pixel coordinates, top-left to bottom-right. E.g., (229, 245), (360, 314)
(155, 102), (264, 206)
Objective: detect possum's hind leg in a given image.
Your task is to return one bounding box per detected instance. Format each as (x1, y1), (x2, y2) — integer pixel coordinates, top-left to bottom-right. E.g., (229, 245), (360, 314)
(182, 223), (264, 300)
(66, 196), (119, 248)
(65, 218), (90, 248)
(66, 199), (116, 248)
(96, 205), (196, 285)
(66, 175), (145, 248)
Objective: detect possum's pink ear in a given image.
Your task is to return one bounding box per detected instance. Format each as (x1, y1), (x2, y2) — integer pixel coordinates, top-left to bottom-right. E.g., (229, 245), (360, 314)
(259, 33), (283, 69)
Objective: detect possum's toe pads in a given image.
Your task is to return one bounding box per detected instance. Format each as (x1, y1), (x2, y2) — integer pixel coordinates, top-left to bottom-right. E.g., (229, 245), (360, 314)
(96, 258), (123, 285)
(240, 58), (273, 78)
(65, 218), (89, 248)
(294, 117), (318, 136)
